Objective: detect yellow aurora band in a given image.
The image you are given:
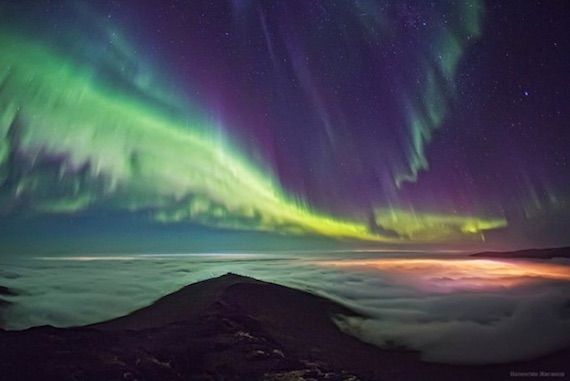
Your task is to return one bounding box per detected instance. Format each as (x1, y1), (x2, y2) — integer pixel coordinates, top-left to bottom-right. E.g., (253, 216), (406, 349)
(0, 29), (505, 243)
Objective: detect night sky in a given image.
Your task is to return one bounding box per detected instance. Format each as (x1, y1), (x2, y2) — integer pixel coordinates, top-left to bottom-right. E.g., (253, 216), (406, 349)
(0, 0), (569, 253)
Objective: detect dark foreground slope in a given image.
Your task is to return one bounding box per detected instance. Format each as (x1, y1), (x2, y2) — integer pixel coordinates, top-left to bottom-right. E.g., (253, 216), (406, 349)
(0, 273), (568, 381)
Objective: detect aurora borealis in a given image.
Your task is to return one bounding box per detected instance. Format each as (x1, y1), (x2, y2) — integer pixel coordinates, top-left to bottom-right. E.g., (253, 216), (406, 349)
(2, 2), (570, 373)
(0, 1), (568, 251)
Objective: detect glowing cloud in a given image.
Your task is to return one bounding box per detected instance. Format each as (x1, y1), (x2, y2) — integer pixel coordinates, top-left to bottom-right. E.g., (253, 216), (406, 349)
(318, 258), (570, 292)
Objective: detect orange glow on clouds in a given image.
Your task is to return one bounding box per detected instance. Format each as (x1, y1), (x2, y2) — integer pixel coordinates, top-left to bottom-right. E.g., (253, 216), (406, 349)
(317, 258), (570, 292)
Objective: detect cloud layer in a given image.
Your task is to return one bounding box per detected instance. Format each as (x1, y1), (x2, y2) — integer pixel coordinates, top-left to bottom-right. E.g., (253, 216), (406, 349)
(1, 253), (569, 364)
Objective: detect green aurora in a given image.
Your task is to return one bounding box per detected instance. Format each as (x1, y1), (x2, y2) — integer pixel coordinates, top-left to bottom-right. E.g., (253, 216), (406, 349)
(395, 1), (484, 187)
(0, 8), (506, 245)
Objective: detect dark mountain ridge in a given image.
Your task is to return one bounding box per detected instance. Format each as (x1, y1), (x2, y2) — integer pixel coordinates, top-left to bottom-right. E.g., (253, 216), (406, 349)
(0, 273), (568, 380)
(471, 246), (570, 259)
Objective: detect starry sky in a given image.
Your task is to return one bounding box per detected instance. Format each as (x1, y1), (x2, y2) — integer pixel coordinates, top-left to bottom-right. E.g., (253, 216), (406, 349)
(0, 0), (568, 253)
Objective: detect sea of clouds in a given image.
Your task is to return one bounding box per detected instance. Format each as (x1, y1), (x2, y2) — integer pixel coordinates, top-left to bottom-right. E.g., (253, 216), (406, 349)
(1, 252), (569, 364)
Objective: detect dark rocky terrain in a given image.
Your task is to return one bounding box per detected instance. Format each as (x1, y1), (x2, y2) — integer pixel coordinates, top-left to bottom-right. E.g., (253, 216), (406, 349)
(0, 273), (568, 380)
(471, 246), (570, 259)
